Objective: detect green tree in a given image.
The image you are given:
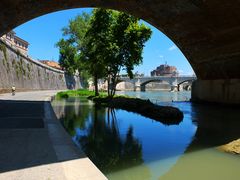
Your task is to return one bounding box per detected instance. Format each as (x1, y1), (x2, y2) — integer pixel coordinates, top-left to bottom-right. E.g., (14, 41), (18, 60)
(106, 12), (152, 96)
(80, 9), (113, 96)
(81, 9), (152, 96)
(56, 13), (91, 82)
(56, 39), (78, 75)
(57, 9), (152, 96)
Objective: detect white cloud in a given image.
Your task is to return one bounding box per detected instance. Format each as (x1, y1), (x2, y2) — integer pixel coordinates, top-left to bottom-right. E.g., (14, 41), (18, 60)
(168, 45), (177, 51)
(158, 55), (164, 58)
(178, 70), (195, 76)
(178, 69), (184, 74)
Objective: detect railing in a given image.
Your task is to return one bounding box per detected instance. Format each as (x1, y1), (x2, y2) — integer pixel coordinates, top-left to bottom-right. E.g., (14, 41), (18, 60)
(119, 75), (196, 79)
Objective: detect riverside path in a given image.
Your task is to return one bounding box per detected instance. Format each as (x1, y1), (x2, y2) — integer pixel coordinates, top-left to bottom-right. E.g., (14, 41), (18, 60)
(0, 90), (107, 180)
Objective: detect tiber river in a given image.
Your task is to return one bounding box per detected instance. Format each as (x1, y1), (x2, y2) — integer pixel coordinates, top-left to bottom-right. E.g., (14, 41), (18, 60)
(51, 91), (240, 180)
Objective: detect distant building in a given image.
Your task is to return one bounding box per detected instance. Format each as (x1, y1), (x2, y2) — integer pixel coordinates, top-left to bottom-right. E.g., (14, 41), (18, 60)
(0, 31), (29, 56)
(151, 63), (178, 77)
(39, 60), (63, 70)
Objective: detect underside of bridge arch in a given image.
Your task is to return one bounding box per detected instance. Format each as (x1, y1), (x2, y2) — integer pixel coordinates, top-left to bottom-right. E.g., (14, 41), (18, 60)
(178, 80), (194, 86)
(1, 0), (240, 104)
(141, 80), (170, 92)
(177, 80), (193, 91)
(116, 81), (135, 91)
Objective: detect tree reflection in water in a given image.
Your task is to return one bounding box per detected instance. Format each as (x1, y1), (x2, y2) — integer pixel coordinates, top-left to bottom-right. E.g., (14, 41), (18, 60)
(80, 106), (143, 173)
(59, 98), (91, 136)
(58, 98), (144, 174)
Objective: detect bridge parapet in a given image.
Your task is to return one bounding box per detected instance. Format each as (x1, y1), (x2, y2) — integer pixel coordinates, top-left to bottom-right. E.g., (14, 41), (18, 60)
(118, 76), (197, 91)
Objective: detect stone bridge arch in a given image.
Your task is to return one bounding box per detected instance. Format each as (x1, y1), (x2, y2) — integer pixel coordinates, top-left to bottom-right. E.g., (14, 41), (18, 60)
(0, 1), (240, 104)
(177, 79), (195, 91)
(140, 79), (171, 92)
(116, 80), (135, 91)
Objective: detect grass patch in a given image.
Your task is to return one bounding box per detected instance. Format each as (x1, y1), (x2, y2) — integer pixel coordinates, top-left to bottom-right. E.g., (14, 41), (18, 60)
(56, 89), (106, 99)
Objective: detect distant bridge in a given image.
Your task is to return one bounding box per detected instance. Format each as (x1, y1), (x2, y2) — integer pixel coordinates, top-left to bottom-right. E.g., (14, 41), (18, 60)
(117, 76), (197, 91)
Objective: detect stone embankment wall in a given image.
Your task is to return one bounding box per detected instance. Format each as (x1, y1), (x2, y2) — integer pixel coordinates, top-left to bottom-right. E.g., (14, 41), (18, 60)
(0, 40), (81, 93)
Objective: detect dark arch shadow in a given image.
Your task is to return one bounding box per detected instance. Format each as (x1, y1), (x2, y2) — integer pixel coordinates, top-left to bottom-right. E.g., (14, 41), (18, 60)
(141, 80), (170, 91)
(0, 1), (200, 78)
(116, 81), (135, 91)
(1, 1), (240, 79)
(177, 79), (195, 91)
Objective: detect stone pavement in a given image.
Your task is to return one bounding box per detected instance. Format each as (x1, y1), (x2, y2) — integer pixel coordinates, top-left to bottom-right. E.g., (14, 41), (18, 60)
(0, 91), (107, 180)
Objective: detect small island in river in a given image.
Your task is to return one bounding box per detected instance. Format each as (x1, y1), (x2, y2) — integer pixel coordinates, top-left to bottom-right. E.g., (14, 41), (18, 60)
(57, 90), (184, 125)
(90, 96), (183, 125)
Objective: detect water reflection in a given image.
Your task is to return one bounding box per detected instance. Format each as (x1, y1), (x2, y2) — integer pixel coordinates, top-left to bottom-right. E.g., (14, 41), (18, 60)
(53, 98), (145, 174)
(186, 103), (240, 150)
(52, 97), (197, 179)
(79, 106), (144, 173)
(116, 91), (191, 102)
(51, 93), (240, 180)
(52, 98), (91, 136)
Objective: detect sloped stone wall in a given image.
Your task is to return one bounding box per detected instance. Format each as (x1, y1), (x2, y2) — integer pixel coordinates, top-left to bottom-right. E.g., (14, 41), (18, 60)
(0, 40), (81, 93)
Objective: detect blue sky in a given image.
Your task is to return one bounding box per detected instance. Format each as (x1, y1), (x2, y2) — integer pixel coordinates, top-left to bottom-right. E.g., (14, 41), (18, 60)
(14, 8), (194, 76)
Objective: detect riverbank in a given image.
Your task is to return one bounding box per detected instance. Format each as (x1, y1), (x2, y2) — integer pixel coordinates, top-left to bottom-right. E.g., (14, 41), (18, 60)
(218, 139), (240, 155)
(0, 91), (107, 180)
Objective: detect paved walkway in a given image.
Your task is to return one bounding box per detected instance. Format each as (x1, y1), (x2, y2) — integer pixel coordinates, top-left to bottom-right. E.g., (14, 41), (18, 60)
(0, 91), (107, 180)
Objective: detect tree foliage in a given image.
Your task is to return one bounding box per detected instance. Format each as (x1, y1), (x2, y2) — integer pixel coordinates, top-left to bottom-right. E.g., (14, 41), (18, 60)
(56, 13), (91, 83)
(56, 39), (78, 75)
(57, 9), (152, 96)
(106, 12), (152, 96)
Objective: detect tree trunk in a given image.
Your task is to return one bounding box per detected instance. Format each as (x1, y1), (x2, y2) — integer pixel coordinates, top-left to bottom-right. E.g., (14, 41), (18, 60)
(110, 78), (114, 97)
(107, 76), (110, 96)
(94, 74), (99, 96)
(110, 75), (117, 97)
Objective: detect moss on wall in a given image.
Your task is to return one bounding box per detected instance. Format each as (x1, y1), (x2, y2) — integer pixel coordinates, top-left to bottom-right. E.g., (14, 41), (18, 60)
(0, 42), (7, 60)
(0, 42), (8, 69)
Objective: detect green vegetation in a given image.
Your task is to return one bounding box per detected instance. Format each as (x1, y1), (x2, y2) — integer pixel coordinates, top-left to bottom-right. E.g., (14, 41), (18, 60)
(56, 89), (106, 99)
(14, 58), (26, 78)
(56, 12), (90, 88)
(27, 63), (32, 79)
(57, 8), (152, 96)
(27, 63), (31, 72)
(0, 42), (7, 60)
(15, 65), (20, 79)
(6, 61), (10, 73)
(0, 42), (8, 70)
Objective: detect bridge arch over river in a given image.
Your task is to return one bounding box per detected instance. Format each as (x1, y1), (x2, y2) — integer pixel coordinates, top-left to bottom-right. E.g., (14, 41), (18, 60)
(1, 1), (240, 104)
(119, 76), (196, 91)
(140, 79), (171, 91)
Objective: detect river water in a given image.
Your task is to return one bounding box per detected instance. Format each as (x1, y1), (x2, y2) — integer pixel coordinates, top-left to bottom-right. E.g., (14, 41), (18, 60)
(51, 91), (240, 180)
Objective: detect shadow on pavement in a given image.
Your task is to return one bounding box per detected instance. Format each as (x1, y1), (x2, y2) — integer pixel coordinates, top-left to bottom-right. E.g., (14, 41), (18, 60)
(0, 99), (85, 173)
